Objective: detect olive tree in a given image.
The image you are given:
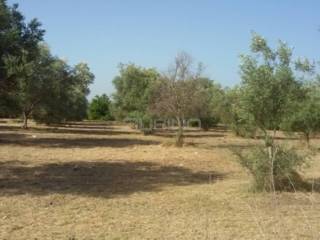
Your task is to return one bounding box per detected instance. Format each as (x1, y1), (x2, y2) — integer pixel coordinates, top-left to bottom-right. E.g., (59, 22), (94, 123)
(238, 33), (306, 191)
(112, 63), (159, 122)
(192, 78), (224, 130)
(149, 52), (205, 146)
(219, 86), (257, 138)
(88, 94), (112, 120)
(34, 61), (94, 124)
(5, 44), (55, 128)
(0, 1), (44, 117)
(282, 60), (320, 146)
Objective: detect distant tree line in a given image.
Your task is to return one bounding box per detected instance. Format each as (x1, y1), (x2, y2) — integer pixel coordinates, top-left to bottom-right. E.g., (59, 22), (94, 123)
(1, 1), (320, 148)
(109, 34), (320, 191)
(111, 56), (224, 146)
(109, 35), (320, 149)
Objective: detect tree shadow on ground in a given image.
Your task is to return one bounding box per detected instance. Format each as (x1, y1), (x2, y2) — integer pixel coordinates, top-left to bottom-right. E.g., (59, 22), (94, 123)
(152, 128), (227, 139)
(0, 125), (140, 136)
(255, 134), (320, 141)
(0, 132), (28, 140)
(55, 121), (112, 126)
(38, 128), (139, 136)
(54, 125), (113, 130)
(185, 142), (257, 150)
(0, 160), (225, 198)
(255, 135), (302, 141)
(153, 132), (226, 139)
(0, 135), (160, 149)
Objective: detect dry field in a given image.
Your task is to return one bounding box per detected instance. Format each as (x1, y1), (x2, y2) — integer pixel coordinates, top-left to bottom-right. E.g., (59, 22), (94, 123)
(0, 119), (320, 240)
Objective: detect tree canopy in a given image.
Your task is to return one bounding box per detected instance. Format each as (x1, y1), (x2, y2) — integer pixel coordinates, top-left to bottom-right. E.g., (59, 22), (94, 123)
(239, 33), (303, 137)
(112, 63), (159, 120)
(0, 1), (94, 127)
(149, 52), (209, 146)
(0, 0), (45, 116)
(88, 94), (112, 120)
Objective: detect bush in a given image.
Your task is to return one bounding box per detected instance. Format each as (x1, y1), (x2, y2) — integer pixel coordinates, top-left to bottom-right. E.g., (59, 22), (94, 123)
(200, 117), (219, 131)
(88, 94), (112, 121)
(188, 117), (219, 130)
(188, 119), (201, 128)
(236, 145), (307, 191)
(141, 115), (153, 129)
(230, 120), (257, 138)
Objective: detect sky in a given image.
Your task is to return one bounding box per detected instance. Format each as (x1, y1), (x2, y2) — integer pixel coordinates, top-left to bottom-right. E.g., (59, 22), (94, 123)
(8, 0), (320, 99)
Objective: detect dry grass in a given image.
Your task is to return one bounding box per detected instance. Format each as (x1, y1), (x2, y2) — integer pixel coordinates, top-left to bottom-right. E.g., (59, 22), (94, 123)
(0, 119), (320, 239)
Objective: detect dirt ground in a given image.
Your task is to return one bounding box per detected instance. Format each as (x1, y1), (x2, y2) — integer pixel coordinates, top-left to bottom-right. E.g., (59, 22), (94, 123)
(0, 119), (320, 240)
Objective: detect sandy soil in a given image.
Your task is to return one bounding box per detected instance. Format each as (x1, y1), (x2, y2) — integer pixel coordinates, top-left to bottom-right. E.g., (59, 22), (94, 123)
(0, 120), (319, 240)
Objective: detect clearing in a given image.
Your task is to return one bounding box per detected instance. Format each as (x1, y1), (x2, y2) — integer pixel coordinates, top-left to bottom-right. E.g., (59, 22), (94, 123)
(0, 120), (320, 240)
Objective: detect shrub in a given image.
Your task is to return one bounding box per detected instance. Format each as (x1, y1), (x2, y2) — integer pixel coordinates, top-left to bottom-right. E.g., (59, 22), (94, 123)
(188, 117), (219, 130)
(200, 117), (219, 131)
(188, 119), (201, 128)
(141, 115), (153, 129)
(88, 94), (112, 121)
(230, 120), (257, 138)
(236, 145), (307, 191)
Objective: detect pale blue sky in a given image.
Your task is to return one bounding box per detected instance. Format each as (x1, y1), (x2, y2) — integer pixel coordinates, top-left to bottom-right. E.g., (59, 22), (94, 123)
(8, 0), (320, 99)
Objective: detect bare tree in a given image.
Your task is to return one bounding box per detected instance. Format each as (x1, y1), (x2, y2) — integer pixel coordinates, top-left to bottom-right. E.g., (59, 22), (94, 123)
(149, 52), (204, 147)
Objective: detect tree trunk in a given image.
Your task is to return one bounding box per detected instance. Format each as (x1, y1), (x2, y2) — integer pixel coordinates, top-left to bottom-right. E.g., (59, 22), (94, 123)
(264, 130), (276, 192)
(175, 117), (184, 147)
(305, 132), (310, 148)
(22, 111), (29, 129)
(268, 145), (276, 192)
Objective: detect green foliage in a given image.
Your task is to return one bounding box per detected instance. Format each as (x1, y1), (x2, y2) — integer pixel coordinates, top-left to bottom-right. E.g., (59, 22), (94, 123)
(193, 78), (224, 130)
(201, 117), (219, 130)
(239, 34), (301, 134)
(0, 1), (45, 116)
(282, 83), (320, 144)
(141, 114), (153, 129)
(232, 33), (311, 192)
(0, 93), (20, 118)
(33, 61), (94, 124)
(218, 87), (257, 138)
(189, 117), (219, 130)
(88, 94), (112, 120)
(230, 120), (257, 138)
(188, 119), (201, 128)
(5, 45), (94, 126)
(237, 145), (306, 191)
(0, 2), (94, 126)
(112, 63), (159, 120)
(126, 111), (143, 127)
(73, 62), (95, 96)
(4, 44), (57, 126)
